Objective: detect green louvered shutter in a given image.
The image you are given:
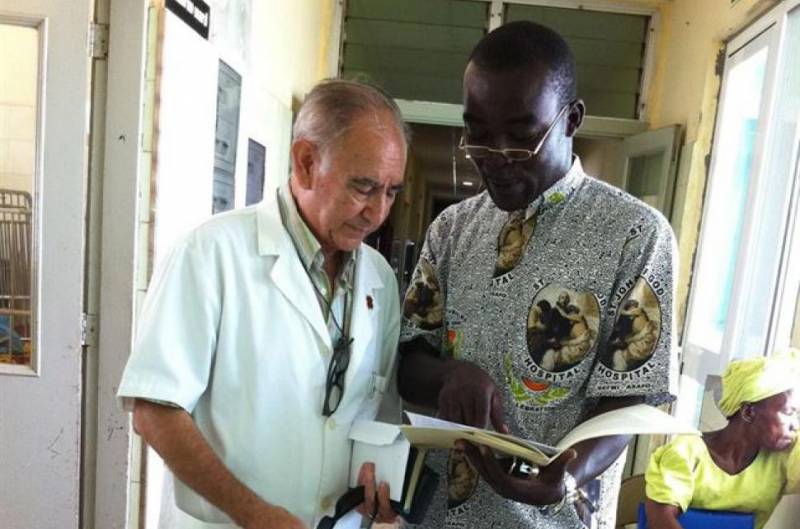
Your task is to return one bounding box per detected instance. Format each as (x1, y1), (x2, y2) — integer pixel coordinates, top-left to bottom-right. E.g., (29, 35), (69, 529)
(505, 4), (649, 118)
(341, 1), (650, 119)
(341, 0), (488, 104)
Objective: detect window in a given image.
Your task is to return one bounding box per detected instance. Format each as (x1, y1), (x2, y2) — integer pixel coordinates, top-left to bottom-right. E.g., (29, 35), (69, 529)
(680, 0), (800, 423)
(340, 0), (654, 119)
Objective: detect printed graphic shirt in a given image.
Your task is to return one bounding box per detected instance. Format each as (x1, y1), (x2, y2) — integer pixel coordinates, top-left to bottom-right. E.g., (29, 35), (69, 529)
(400, 158), (678, 529)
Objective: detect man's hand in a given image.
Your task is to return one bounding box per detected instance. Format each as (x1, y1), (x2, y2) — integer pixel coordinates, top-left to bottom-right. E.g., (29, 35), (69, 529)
(398, 341), (508, 434)
(458, 441), (576, 505)
(439, 360), (509, 433)
(355, 462), (397, 524)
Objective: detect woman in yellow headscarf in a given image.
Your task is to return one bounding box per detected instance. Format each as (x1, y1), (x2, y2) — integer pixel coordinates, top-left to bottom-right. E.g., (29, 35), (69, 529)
(644, 352), (799, 529)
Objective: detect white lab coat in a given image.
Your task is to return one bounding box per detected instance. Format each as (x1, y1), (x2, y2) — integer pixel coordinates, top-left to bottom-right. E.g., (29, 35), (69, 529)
(118, 194), (401, 528)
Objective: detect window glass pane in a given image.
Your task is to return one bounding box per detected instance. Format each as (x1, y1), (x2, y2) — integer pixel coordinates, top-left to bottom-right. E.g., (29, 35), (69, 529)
(738, 6), (800, 358)
(0, 23), (38, 368)
(687, 44), (768, 354)
(792, 293), (800, 349)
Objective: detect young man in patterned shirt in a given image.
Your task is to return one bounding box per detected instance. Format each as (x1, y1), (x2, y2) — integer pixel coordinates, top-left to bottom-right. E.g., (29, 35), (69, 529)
(398, 20), (678, 529)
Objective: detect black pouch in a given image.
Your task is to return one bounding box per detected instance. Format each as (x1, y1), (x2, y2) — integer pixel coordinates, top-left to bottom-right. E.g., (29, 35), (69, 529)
(316, 447), (439, 529)
(394, 447), (439, 523)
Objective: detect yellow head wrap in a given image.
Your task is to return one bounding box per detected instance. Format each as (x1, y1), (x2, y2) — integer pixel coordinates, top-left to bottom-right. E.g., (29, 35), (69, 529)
(718, 350), (800, 417)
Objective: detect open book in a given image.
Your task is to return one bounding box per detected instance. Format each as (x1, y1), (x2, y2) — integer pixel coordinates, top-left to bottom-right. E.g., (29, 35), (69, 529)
(399, 404), (698, 466)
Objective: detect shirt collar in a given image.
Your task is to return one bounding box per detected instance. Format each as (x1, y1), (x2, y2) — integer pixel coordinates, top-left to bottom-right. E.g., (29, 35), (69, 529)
(276, 183), (356, 288)
(520, 155), (586, 221)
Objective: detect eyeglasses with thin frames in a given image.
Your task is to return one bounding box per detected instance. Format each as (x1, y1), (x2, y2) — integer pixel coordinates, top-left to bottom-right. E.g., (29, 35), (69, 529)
(323, 334), (353, 416)
(459, 102), (572, 162)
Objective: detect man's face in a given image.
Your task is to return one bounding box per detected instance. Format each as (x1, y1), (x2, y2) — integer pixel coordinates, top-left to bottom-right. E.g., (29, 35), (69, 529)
(558, 292), (570, 307)
(462, 62), (582, 211)
(293, 110), (407, 253)
(751, 390), (799, 451)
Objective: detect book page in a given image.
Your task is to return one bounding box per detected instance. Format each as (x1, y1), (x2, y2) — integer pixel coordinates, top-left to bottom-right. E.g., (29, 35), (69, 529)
(405, 412), (483, 432)
(483, 431), (559, 457)
(402, 413), (553, 464)
(555, 404), (699, 451)
(401, 406), (698, 465)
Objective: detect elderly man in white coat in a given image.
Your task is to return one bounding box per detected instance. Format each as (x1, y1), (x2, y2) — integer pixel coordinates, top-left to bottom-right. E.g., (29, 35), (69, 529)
(117, 79), (408, 529)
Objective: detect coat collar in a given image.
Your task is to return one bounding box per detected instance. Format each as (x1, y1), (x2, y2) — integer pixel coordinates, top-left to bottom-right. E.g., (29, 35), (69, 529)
(255, 191), (384, 373)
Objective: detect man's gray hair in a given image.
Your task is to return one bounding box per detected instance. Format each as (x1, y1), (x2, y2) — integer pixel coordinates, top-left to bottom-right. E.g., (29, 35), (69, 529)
(292, 78), (411, 149)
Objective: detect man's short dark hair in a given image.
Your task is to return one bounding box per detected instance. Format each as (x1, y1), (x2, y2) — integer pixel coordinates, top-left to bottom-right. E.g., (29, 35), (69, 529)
(468, 20), (577, 104)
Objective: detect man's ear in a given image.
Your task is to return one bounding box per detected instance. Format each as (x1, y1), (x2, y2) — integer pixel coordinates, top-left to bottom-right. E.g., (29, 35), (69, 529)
(290, 139), (318, 190)
(741, 403), (756, 423)
(565, 99), (585, 138)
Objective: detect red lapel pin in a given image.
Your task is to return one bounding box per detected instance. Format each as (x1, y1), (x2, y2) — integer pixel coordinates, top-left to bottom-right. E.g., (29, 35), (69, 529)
(366, 295), (373, 310)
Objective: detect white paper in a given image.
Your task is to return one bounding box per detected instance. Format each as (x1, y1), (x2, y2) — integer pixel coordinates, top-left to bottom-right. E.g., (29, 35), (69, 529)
(349, 419), (403, 446)
(400, 405), (699, 465)
(401, 413), (555, 464)
(348, 420), (410, 502)
(406, 412), (483, 431)
(404, 412), (558, 455)
(555, 404), (699, 450)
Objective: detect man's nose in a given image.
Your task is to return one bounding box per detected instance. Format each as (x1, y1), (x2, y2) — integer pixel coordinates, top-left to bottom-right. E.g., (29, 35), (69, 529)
(480, 151), (511, 171)
(362, 191), (391, 225)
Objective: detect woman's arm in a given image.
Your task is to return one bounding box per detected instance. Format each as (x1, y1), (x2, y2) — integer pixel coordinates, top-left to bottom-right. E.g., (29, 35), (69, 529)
(645, 499), (684, 529)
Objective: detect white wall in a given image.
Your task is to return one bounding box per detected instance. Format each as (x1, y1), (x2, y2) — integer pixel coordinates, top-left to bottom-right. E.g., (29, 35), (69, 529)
(152, 11), (218, 256)
(152, 10), (294, 258)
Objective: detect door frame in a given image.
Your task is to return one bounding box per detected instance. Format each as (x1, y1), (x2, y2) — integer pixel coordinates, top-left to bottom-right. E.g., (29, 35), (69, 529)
(86, 0), (149, 527)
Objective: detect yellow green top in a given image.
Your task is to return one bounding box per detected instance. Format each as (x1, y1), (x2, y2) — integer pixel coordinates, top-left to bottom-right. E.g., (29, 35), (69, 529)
(788, 439), (800, 494)
(645, 434), (790, 529)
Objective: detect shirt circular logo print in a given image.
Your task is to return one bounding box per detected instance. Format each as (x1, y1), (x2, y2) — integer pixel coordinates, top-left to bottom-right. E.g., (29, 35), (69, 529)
(402, 258), (443, 330)
(504, 352), (571, 406)
(526, 286), (600, 373)
(494, 211), (537, 277)
(447, 449), (479, 509)
(602, 277), (661, 372)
